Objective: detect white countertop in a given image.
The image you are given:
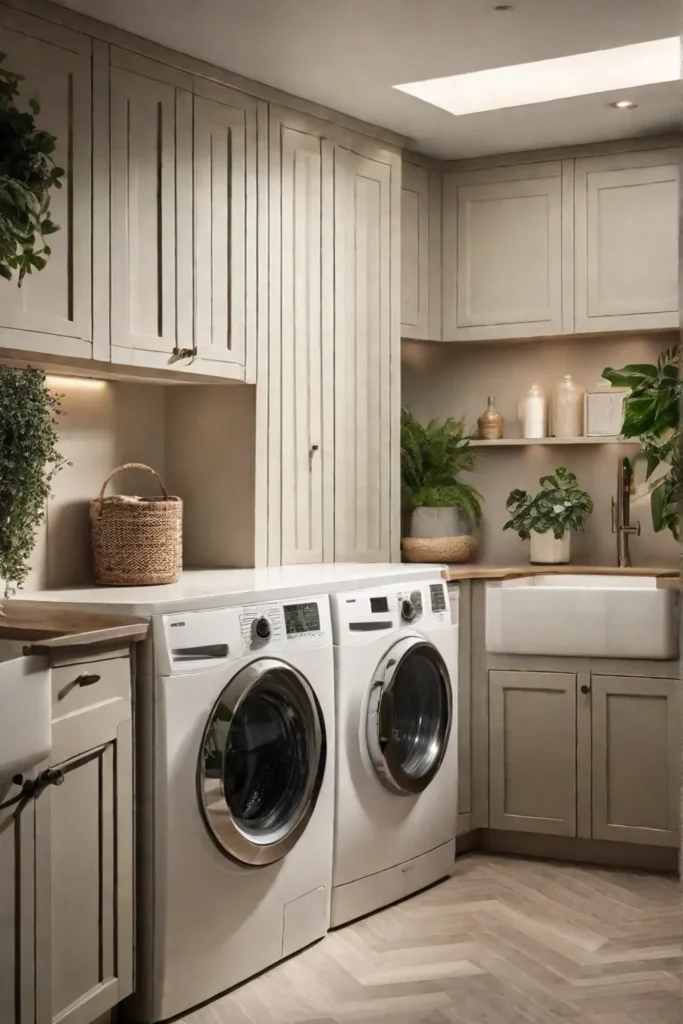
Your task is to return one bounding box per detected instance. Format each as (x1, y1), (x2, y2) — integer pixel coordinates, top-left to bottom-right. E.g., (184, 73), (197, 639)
(15, 563), (446, 616)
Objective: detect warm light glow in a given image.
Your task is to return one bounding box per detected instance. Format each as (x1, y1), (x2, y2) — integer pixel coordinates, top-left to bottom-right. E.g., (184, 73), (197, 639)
(46, 375), (108, 390)
(394, 38), (680, 117)
(611, 99), (638, 109)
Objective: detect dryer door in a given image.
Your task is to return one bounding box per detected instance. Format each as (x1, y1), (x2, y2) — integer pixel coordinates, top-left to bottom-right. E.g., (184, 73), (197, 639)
(366, 637), (452, 796)
(198, 658), (326, 865)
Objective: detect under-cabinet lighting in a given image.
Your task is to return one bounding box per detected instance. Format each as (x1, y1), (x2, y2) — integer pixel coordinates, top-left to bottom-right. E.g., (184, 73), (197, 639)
(394, 37), (679, 117)
(46, 375), (108, 390)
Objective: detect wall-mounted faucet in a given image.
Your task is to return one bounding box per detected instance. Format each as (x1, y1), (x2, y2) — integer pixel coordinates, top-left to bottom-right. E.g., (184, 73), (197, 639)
(611, 456), (640, 568)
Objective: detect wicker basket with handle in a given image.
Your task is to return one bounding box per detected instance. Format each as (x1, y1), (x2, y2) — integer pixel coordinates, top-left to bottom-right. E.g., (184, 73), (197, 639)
(90, 464), (183, 586)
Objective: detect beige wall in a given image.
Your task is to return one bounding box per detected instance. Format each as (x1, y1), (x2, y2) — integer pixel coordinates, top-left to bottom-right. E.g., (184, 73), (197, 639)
(401, 332), (680, 567)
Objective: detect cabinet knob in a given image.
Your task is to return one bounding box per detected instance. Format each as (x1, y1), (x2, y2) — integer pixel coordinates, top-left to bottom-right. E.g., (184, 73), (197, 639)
(580, 683), (591, 695)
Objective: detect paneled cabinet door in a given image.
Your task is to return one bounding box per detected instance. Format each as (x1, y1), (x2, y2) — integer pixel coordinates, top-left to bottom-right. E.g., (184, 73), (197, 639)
(443, 162), (569, 340)
(489, 670), (577, 836)
(268, 109), (333, 565)
(591, 675), (680, 847)
(401, 162), (441, 340)
(0, 13), (92, 358)
(334, 142), (400, 561)
(193, 81), (257, 381)
(0, 777), (35, 1024)
(110, 52), (193, 369)
(574, 149), (679, 333)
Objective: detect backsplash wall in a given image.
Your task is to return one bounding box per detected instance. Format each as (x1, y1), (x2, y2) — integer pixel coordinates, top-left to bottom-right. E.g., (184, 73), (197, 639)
(402, 332), (680, 567)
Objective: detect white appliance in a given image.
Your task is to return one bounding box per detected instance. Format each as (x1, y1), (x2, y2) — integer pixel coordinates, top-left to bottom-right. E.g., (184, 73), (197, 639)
(129, 595), (335, 1022)
(330, 578), (457, 927)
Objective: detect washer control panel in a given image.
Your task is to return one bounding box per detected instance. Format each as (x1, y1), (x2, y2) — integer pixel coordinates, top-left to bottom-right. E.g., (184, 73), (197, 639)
(332, 580), (451, 642)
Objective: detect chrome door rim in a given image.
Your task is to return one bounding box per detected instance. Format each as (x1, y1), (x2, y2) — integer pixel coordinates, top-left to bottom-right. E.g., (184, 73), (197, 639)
(197, 658), (326, 866)
(366, 637), (452, 796)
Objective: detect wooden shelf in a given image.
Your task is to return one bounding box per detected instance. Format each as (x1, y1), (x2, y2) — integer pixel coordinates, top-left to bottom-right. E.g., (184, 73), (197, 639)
(470, 436), (637, 448)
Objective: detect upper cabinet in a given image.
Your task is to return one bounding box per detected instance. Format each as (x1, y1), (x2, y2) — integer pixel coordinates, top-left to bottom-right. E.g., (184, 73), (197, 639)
(401, 161), (441, 341)
(574, 149), (679, 333)
(0, 10), (93, 359)
(443, 161), (570, 341)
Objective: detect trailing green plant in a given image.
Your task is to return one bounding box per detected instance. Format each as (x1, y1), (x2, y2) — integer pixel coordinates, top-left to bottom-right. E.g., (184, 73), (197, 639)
(401, 408), (483, 525)
(0, 368), (66, 597)
(0, 51), (64, 284)
(602, 346), (681, 540)
(504, 467), (594, 540)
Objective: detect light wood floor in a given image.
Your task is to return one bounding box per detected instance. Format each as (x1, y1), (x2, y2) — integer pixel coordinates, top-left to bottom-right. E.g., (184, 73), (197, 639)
(180, 854), (682, 1024)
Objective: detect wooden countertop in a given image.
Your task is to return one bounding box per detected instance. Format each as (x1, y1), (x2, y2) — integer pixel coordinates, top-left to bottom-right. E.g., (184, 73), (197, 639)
(443, 564), (679, 582)
(0, 601), (149, 651)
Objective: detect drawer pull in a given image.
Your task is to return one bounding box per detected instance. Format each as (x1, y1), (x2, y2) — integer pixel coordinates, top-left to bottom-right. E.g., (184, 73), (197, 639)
(57, 672), (101, 701)
(580, 684), (591, 695)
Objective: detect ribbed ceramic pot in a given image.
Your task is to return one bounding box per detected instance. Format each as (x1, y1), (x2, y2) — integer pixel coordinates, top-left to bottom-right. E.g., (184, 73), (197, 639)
(530, 530), (570, 565)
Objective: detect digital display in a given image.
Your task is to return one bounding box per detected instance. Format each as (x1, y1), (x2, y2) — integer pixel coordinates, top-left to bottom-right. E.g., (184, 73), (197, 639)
(284, 602), (321, 635)
(430, 584), (446, 613)
(370, 596), (389, 613)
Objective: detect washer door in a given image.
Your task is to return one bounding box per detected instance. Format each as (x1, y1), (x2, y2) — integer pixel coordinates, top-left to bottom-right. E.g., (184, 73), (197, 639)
(198, 658), (326, 866)
(366, 637), (452, 796)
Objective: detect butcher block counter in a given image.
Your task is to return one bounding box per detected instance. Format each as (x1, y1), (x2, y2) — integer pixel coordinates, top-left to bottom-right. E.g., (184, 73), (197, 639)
(0, 600), (149, 653)
(442, 564), (679, 586)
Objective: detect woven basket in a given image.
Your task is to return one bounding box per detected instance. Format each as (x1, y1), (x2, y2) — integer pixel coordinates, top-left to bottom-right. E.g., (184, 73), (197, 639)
(90, 464), (183, 586)
(402, 535), (479, 564)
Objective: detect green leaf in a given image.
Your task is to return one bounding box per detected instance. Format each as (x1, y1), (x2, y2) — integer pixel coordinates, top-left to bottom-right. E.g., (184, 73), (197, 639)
(651, 480), (666, 533)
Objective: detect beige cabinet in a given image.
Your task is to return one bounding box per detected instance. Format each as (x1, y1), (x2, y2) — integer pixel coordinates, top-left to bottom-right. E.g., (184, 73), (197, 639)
(574, 149), (679, 333)
(401, 161), (441, 341)
(450, 582), (472, 835)
(267, 108), (334, 565)
(0, 776), (36, 1024)
(489, 670), (577, 836)
(0, 10), (92, 359)
(443, 162), (570, 341)
(591, 674), (680, 848)
(334, 141), (400, 561)
(35, 654), (133, 1024)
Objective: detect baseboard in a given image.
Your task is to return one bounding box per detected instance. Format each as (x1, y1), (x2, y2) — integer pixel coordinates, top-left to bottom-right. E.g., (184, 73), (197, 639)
(456, 828), (679, 873)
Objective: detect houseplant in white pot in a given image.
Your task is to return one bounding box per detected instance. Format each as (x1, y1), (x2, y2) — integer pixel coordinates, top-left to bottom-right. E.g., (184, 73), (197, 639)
(503, 467), (593, 565)
(401, 408), (483, 563)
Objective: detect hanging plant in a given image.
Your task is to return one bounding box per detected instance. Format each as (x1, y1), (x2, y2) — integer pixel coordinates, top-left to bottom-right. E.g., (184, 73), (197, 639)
(0, 51), (64, 284)
(0, 367), (66, 597)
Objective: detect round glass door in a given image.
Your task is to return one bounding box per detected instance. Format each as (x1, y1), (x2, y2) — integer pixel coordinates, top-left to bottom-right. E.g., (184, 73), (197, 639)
(366, 638), (452, 795)
(198, 659), (326, 865)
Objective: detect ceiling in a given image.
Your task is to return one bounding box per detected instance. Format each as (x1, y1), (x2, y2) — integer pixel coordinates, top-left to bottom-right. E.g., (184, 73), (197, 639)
(56, 0), (682, 158)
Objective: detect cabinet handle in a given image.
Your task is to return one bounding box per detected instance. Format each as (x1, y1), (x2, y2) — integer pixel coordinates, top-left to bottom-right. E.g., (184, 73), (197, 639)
(57, 672), (101, 701)
(308, 444), (319, 470)
(580, 683), (591, 695)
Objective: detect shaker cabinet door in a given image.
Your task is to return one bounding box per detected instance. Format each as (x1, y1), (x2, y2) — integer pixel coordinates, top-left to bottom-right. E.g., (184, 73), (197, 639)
(591, 675), (680, 847)
(401, 162), (441, 341)
(575, 150), (679, 333)
(110, 54), (193, 367)
(489, 670), (577, 836)
(0, 776), (36, 1024)
(443, 162), (569, 340)
(0, 13), (92, 358)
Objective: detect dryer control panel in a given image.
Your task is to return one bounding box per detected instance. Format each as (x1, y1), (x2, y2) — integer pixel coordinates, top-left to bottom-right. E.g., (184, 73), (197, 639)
(331, 580), (451, 643)
(154, 594), (332, 674)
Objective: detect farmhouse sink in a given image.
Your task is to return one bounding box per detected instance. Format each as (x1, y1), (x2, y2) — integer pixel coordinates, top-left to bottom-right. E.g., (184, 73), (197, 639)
(0, 642), (51, 782)
(486, 575), (678, 660)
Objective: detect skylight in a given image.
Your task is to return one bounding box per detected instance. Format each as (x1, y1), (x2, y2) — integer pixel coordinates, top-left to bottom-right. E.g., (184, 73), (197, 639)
(394, 38), (681, 117)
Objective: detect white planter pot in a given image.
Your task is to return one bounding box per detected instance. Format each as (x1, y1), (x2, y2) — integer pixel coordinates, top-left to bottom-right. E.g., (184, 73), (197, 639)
(411, 506), (471, 539)
(530, 530), (570, 565)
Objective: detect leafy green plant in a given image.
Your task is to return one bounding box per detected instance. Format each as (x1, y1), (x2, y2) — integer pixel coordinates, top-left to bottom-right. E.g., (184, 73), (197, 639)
(401, 408), (483, 525)
(0, 368), (66, 597)
(0, 51), (63, 284)
(602, 346), (681, 540)
(504, 467), (594, 540)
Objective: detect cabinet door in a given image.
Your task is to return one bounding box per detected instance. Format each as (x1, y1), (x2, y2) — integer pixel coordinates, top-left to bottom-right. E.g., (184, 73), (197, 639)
(0, 776), (35, 1024)
(0, 12), (92, 358)
(268, 108), (334, 565)
(36, 657), (133, 1024)
(193, 81), (257, 380)
(489, 670), (577, 836)
(591, 675), (680, 847)
(110, 53), (193, 367)
(443, 162), (570, 340)
(334, 142), (400, 561)
(452, 582), (472, 835)
(401, 162), (441, 341)
(575, 150), (679, 332)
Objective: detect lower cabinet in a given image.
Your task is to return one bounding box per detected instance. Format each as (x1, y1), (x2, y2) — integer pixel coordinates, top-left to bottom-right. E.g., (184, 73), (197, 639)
(489, 670), (577, 837)
(0, 776), (36, 1024)
(591, 675), (680, 847)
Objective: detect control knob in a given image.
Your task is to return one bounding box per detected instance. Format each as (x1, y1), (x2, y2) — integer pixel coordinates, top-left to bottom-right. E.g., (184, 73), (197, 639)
(252, 616), (272, 642)
(400, 598), (416, 622)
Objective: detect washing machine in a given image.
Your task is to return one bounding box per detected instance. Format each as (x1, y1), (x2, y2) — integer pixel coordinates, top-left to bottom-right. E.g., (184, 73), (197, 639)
(129, 594), (335, 1022)
(330, 577), (457, 927)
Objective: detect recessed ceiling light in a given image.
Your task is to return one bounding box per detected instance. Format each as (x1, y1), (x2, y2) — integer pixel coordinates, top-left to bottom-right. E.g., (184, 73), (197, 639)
(394, 37), (679, 117)
(611, 99), (638, 109)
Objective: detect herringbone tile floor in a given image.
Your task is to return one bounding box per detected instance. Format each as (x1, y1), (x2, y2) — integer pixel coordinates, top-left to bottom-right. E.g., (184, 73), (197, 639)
(181, 854), (682, 1024)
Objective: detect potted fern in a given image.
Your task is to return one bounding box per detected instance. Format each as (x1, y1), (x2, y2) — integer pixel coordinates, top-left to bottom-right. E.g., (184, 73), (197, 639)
(401, 409), (483, 563)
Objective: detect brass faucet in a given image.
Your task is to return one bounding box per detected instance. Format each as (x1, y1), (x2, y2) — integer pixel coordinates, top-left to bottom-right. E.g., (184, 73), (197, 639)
(611, 456), (640, 568)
